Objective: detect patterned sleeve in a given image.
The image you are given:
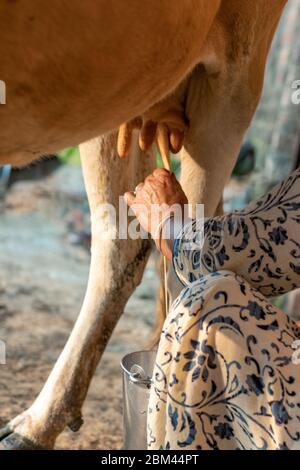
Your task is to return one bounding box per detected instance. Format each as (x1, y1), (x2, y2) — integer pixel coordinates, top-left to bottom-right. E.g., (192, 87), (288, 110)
(173, 167), (300, 297)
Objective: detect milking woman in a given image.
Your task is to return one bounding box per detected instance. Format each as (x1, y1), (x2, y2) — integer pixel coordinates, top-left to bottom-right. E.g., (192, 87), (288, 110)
(124, 167), (300, 450)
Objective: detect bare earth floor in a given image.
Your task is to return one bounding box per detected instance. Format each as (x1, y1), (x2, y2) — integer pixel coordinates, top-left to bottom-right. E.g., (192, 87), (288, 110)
(0, 166), (159, 450)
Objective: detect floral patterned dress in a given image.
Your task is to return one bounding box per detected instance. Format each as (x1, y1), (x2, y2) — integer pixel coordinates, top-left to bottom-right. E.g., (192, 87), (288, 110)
(148, 168), (300, 450)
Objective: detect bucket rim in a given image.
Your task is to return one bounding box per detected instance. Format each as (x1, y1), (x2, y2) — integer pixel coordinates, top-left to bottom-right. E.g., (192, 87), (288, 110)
(120, 349), (157, 375)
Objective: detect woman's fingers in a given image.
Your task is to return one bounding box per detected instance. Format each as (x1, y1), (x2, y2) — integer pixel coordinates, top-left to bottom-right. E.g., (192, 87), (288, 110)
(153, 168), (172, 179)
(124, 191), (136, 207)
(135, 182), (145, 193)
(124, 167), (184, 210)
(144, 174), (159, 186)
(142, 169), (176, 197)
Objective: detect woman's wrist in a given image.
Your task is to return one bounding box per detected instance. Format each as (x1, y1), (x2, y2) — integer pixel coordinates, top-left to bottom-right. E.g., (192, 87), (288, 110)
(155, 213), (190, 261)
(153, 212), (174, 251)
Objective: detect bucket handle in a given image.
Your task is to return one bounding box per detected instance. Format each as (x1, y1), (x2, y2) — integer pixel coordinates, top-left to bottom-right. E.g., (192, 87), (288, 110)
(129, 371), (152, 388)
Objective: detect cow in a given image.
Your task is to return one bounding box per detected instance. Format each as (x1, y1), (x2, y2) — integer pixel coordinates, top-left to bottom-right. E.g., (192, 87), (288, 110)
(0, 0), (288, 449)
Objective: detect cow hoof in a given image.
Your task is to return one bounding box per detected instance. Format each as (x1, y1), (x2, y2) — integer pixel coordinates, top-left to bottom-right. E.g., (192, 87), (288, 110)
(0, 430), (48, 450)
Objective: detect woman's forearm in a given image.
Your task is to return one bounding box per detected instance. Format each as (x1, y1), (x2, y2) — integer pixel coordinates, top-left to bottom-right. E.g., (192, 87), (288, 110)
(173, 168), (300, 297)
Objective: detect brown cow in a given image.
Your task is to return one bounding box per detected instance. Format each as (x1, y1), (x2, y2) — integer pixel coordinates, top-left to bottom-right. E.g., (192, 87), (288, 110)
(0, 0), (287, 449)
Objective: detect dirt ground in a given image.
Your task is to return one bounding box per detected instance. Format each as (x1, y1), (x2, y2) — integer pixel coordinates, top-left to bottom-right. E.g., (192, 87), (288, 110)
(0, 166), (159, 450)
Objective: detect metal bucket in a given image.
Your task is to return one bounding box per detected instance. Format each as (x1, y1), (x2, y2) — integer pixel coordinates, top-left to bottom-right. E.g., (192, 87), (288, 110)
(120, 350), (156, 450)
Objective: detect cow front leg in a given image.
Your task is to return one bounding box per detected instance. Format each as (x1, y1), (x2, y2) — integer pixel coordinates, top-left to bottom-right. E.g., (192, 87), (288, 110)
(0, 133), (154, 450)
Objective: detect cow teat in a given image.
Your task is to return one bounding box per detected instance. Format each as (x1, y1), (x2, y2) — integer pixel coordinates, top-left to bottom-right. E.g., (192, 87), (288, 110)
(117, 110), (187, 159)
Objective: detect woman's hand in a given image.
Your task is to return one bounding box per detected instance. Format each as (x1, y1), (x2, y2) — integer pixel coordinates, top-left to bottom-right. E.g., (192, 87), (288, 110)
(124, 168), (188, 258)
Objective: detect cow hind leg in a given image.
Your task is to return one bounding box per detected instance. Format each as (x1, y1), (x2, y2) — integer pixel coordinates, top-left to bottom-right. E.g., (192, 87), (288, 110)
(0, 132), (154, 450)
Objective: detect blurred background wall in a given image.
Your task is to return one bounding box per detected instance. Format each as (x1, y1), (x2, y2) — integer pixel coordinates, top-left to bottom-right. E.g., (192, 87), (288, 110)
(246, 1), (300, 198)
